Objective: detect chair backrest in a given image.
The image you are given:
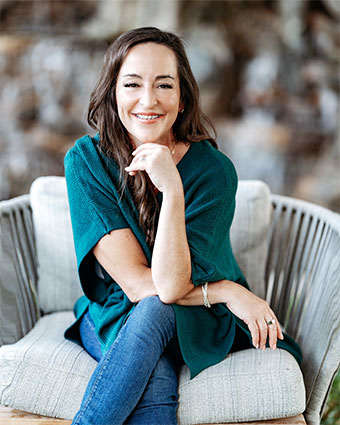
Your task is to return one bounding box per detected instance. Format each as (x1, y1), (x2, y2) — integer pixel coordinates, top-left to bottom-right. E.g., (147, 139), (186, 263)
(29, 176), (272, 313)
(0, 194), (38, 344)
(265, 194), (340, 425)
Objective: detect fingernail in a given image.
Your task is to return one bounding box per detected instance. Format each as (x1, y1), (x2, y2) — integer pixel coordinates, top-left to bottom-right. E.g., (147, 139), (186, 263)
(273, 344), (277, 350)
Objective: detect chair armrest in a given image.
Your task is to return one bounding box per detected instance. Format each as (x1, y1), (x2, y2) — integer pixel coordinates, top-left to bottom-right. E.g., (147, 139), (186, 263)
(0, 194), (40, 346)
(266, 194), (340, 425)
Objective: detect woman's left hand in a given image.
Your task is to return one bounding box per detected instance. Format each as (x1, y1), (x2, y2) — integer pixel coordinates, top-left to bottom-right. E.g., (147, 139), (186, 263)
(224, 281), (284, 351)
(125, 143), (182, 194)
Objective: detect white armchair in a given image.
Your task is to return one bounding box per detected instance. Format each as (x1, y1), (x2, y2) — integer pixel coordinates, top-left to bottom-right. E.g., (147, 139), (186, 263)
(0, 177), (339, 425)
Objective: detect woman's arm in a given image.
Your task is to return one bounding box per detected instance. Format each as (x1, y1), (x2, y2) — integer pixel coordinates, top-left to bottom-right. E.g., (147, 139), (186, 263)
(93, 227), (283, 351)
(125, 143), (193, 303)
(93, 140), (193, 303)
(176, 280), (284, 350)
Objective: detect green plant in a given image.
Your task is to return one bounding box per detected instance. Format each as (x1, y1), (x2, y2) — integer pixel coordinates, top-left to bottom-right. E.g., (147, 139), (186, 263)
(321, 370), (340, 425)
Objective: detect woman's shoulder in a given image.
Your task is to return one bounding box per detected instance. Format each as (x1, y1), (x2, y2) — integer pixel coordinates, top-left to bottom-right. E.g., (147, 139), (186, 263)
(189, 140), (238, 186)
(65, 134), (98, 165)
(64, 133), (116, 178)
(202, 140), (236, 170)
(64, 134), (122, 195)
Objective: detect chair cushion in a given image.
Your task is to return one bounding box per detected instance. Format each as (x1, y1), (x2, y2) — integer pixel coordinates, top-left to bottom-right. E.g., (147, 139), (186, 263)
(0, 313), (305, 422)
(177, 349), (306, 424)
(0, 313), (96, 419)
(30, 176), (82, 313)
(231, 179), (271, 299)
(29, 177), (271, 312)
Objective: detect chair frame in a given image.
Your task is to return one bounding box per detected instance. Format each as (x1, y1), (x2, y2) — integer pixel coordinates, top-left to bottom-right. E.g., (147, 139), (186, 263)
(0, 192), (339, 425)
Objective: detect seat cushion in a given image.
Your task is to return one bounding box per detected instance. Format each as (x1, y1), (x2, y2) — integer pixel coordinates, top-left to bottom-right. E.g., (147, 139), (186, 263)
(177, 348), (306, 424)
(0, 313), (305, 422)
(0, 312), (96, 419)
(30, 177), (271, 312)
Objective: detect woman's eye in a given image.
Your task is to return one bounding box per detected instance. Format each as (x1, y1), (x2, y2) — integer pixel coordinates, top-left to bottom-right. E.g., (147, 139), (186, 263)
(124, 83), (139, 88)
(158, 84), (173, 89)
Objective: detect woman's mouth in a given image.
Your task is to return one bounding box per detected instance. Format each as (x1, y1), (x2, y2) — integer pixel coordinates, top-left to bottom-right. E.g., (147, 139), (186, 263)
(133, 113), (164, 121)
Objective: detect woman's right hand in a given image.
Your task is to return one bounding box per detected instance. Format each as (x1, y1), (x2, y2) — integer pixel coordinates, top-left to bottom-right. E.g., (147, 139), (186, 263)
(125, 142), (182, 195)
(224, 282), (284, 351)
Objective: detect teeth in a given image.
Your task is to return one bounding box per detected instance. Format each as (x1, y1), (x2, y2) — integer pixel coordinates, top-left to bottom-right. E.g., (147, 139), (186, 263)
(135, 114), (161, 120)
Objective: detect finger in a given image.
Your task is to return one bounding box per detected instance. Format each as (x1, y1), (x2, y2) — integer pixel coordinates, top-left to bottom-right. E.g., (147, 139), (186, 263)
(267, 319), (278, 349)
(268, 308), (284, 340)
(247, 321), (260, 349)
(126, 170), (138, 176)
(125, 156), (147, 173)
(277, 322), (284, 340)
(278, 327), (284, 340)
(258, 319), (268, 350)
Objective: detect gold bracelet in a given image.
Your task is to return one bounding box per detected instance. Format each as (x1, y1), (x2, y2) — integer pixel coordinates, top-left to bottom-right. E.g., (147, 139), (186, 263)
(202, 282), (211, 308)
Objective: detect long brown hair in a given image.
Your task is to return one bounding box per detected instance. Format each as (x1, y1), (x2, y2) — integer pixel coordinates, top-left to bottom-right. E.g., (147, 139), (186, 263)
(87, 27), (217, 246)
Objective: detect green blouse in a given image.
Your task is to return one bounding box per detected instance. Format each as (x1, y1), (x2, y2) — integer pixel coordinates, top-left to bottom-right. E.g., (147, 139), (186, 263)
(64, 134), (302, 378)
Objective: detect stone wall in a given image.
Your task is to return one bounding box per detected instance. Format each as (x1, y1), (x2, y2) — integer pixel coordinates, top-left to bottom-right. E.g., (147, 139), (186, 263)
(0, 0), (339, 211)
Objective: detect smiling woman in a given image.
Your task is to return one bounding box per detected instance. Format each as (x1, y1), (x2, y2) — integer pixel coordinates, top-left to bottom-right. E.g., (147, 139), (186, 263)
(115, 42), (183, 147)
(63, 27), (302, 425)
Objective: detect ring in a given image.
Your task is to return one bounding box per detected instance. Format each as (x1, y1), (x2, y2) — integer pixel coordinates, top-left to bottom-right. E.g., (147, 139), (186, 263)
(140, 155), (146, 162)
(267, 318), (276, 326)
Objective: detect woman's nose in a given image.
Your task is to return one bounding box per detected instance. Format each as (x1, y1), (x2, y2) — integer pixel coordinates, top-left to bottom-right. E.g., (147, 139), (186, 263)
(139, 87), (157, 107)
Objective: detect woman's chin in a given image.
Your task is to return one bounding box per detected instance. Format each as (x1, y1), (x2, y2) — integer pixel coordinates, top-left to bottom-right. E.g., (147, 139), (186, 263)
(129, 129), (174, 147)
(131, 135), (162, 146)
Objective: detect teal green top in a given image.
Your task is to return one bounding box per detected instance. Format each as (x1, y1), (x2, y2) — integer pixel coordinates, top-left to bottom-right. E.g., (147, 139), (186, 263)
(64, 134), (302, 378)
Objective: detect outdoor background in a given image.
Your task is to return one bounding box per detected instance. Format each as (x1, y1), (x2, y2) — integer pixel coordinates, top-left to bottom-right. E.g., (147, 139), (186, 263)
(0, 0), (339, 211)
(0, 0), (339, 423)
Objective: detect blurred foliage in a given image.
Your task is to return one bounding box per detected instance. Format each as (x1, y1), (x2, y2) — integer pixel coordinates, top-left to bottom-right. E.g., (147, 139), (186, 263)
(321, 370), (340, 425)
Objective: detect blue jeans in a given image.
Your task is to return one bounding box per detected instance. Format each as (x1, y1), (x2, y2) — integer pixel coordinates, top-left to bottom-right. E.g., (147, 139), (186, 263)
(73, 296), (179, 425)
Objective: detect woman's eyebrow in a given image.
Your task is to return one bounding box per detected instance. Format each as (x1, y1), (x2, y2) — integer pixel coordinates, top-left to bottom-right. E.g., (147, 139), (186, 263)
(122, 73), (175, 80)
(155, 75), (175, 80)
(122, 73), (142, 79)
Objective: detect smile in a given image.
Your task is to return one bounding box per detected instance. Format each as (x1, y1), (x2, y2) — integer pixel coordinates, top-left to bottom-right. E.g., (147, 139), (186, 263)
(133, 113), (163, 121)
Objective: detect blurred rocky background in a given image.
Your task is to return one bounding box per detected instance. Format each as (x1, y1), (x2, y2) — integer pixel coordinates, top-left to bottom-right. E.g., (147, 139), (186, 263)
(0, 0), (339, 212)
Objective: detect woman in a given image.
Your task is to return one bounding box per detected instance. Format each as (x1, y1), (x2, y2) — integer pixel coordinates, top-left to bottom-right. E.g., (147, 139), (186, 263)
(64, 27), (301, 425)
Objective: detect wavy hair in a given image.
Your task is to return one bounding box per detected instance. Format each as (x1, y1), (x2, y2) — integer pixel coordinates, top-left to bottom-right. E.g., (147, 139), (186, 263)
(87, 27), (216, 246)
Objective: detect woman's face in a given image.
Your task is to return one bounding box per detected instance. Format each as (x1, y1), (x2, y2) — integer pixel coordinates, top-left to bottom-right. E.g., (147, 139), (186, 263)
(115, 42), (183, 147)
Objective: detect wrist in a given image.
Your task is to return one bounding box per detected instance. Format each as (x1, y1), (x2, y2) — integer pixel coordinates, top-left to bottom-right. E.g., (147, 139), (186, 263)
(222, 280), (238, 305)
(162, 181), (184, 201)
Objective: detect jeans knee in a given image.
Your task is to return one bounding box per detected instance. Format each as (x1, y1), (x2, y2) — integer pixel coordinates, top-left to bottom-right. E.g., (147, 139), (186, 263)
(137, 296), (174, 318)
(130, 296), (176, 337)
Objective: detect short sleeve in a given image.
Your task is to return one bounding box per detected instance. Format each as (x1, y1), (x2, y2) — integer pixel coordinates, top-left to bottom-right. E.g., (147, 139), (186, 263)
(64, 148), (129, 302)
(184, 154), (239, 286)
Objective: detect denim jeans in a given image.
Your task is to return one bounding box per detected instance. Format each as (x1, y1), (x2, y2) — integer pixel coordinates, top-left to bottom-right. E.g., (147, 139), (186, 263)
(72, 296), (179, 425)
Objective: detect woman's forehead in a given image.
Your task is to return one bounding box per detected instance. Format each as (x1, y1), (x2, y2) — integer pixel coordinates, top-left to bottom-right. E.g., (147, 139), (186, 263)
(119, 43), (178, 79)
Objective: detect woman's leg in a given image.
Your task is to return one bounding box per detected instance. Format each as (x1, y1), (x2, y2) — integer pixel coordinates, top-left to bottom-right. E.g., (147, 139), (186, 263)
(79, 309), (102, 362)
(72, 296), (177, 425)
(125, 352), (178, 425)
(79, 310), (178, 425)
